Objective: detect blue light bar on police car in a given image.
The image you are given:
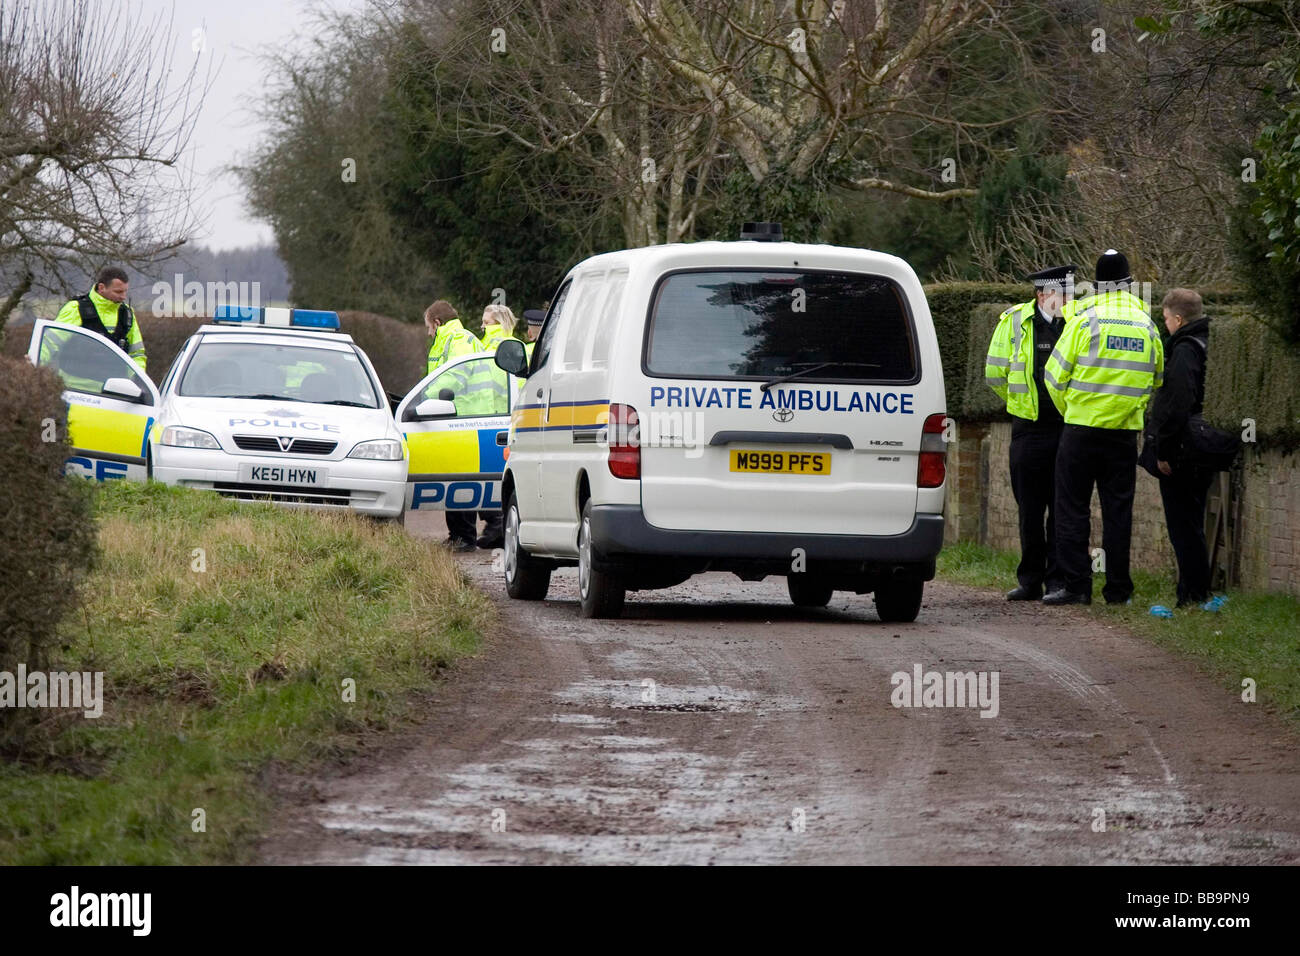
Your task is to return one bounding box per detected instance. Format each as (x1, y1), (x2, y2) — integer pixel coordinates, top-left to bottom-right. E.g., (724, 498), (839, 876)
(210, 305), (340, 330)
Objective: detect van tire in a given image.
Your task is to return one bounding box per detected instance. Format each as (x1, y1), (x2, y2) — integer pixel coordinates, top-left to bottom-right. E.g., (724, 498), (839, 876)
(504, 494), (550, 600)
(875, 579), (924, 623)
(578, 500), (624, 619)
(787, 573), (833, 607)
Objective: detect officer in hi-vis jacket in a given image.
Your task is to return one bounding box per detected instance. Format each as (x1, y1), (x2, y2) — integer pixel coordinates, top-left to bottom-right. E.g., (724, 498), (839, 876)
(984, 264), (1078, 600)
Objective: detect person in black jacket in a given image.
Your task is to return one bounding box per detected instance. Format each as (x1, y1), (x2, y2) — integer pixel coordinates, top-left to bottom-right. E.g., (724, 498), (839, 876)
(1148, 288), (1214, 606)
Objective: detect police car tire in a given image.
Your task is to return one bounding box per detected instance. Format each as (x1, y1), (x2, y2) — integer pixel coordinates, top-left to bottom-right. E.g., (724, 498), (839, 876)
(578, 500), (624, 619)
(875, 579), (924, 623)
(504, 494), (551, 601)
(787, 573), (833, 607)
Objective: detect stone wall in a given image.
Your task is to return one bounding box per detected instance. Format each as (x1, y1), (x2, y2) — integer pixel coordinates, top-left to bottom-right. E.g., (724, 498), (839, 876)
(945, 422), (1298, 596)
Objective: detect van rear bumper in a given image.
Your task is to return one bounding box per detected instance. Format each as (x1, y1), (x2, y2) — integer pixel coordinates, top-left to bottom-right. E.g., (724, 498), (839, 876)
(588, 505), (944, 566)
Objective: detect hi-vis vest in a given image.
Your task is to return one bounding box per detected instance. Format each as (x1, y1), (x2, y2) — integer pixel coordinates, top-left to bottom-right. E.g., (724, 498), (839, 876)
(1044, 290), (1164, 431)
(984, 300), (1040, 421)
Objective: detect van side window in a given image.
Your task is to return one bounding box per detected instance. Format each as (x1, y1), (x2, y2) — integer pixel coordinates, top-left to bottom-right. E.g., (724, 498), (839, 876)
(590, 272), (627, 369)
(560, 273), (603, 370)
(531, 279), (570, 374)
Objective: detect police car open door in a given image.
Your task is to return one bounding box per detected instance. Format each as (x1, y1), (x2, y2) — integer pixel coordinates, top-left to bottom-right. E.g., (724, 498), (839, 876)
(27, 319), (160, 482)
(396, 352), (514, 513)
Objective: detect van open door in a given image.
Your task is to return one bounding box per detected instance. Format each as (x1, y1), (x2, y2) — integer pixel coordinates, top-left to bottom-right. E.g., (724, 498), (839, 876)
(27, 319), (160, 481)
(396, 353), (515, 513)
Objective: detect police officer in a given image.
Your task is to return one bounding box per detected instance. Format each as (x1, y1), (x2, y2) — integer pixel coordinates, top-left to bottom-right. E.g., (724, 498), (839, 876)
(522, 308), (545, 361)
(424, 300), (481, 375)
(1043, 250), (1164, 605)
(471, 305), (518, 550)
(424, 300), (481, 551)
(56, 266), (147, 372)
(984, 264), (1077, 600)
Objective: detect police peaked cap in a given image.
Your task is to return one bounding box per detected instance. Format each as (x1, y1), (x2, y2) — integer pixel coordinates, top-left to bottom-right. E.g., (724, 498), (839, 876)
(523, 308), (546, 326)
(1027, 264), (1079, 288)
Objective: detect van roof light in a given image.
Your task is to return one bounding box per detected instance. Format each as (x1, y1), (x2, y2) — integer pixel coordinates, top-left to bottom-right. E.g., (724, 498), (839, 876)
(740, 222), (784, 242)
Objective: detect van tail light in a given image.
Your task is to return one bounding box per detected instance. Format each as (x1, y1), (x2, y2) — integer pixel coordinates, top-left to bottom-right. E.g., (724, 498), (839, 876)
(917, 413), (948, 489)
(607, 403), (640, 479)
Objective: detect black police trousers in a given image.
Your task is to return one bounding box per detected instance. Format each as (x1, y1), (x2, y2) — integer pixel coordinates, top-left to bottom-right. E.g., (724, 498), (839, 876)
(1158, 466), (1214, 606)
(1009, 417), (1064, 592)
(446, 510), (476, 545)
(1054, 424), (1138, 602)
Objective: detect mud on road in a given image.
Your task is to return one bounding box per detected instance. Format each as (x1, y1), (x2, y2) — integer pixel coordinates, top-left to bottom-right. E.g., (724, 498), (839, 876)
(262, 512), (1300, 864)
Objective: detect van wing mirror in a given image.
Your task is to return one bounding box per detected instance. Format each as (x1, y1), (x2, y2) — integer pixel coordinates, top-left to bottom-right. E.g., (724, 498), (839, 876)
(495, 339), (529, 377)
(103, 377), (144, 401)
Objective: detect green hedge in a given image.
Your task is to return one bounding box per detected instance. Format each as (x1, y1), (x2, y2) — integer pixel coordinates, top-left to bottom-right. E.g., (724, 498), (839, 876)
(923, 282), (1028, 418)
(1202, 310), (1300, 448)
(0, 357), (98, 746)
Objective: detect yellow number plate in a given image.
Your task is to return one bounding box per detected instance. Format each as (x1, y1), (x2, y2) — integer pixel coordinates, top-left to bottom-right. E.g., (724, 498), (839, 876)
(729, 449), (831, 475)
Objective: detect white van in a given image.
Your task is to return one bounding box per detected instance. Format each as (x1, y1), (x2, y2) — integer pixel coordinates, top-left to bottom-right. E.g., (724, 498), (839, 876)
(493, 224), (947, 620)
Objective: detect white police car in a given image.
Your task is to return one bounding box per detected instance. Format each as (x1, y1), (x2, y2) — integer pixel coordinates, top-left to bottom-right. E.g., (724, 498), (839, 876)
(28, 307), (410, 518)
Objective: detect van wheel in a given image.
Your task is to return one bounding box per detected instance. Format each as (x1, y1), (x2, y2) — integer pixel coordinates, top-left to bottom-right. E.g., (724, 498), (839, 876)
(578, 500), (624, 619)
(787, 573), (833, 607)
(504, 494), (550, 600)
(875, 579), (924, 623)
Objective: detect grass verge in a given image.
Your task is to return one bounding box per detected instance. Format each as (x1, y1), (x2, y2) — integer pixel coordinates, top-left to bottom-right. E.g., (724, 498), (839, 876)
(0, 481), (491, 864)
(937, 541), (1300, 724)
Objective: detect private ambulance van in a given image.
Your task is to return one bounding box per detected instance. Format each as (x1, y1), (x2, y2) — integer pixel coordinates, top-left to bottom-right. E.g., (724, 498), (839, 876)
(493, 223), (948, 621)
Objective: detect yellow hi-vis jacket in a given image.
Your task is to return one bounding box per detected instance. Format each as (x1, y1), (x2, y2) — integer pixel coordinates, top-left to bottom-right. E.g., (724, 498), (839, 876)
(1044, 289), (1164, 431)
(55, 288), (147, 371)
(427, 318), (481, 376)
(984, 300), (1042, 421)
(479, 325), (510, 351)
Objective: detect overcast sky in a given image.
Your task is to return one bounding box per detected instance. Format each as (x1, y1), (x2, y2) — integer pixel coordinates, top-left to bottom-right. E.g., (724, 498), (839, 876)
(144, 0), (366, 251)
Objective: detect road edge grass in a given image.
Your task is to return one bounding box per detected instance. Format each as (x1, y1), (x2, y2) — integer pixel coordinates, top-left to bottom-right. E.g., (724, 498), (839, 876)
(0, 481), (491, 864)
(937, 541), (1300, 726)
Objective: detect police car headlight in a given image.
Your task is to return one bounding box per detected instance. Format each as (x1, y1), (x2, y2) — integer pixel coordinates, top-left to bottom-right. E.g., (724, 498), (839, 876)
(159, 426), (221, 450)
(347, 439), (403, 461)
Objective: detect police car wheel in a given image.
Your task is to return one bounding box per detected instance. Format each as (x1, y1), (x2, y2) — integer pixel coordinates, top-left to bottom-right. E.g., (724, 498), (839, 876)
(578, 500), (624, 619)
(504, 494), (550, 600)
(787, 573), (833, 608)
(875, 579), (924, 623)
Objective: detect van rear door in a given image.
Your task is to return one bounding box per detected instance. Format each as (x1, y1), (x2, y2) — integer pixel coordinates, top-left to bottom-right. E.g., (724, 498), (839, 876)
(637, 269), (936, 537)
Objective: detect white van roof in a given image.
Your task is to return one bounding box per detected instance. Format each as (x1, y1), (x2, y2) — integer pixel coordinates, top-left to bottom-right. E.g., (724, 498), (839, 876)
(568, 241), (920, 285)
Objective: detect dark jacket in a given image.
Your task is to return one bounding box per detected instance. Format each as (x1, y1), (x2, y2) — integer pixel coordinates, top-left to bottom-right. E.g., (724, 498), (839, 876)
(1147, 317), (1210, 463)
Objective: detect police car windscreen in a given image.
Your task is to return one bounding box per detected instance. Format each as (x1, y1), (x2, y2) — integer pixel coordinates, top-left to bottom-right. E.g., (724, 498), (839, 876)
(646, 270), (917, 381)
(179, 343), (381, 408)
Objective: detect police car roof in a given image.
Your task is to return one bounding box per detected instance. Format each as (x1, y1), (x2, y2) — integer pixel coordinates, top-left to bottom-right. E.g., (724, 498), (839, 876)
(568, 240), (916, 281)
(195, 324), (357, 347)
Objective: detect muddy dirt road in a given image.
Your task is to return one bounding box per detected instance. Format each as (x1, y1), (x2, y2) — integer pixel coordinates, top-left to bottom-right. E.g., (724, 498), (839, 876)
(263, 512), (1300, 864)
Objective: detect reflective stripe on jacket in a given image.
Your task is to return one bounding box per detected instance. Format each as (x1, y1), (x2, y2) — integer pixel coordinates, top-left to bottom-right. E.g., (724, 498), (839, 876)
(1045, 290), (1164, 430)
(984, 300), (1039, 420)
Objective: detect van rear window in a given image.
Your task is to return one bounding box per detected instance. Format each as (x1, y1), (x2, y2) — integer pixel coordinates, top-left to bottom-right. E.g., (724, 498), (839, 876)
(645, 270), (917, 382)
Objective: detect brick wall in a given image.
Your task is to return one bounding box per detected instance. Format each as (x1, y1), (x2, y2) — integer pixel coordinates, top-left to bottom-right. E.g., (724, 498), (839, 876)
(946, 422), (1300, 597)
(1237, 448), (1300, 595)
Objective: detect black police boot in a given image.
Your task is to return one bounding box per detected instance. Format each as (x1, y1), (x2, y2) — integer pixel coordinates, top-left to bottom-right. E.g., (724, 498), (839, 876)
(1006, 584), (1042, 601)
(1042, 588), (1091, 606)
